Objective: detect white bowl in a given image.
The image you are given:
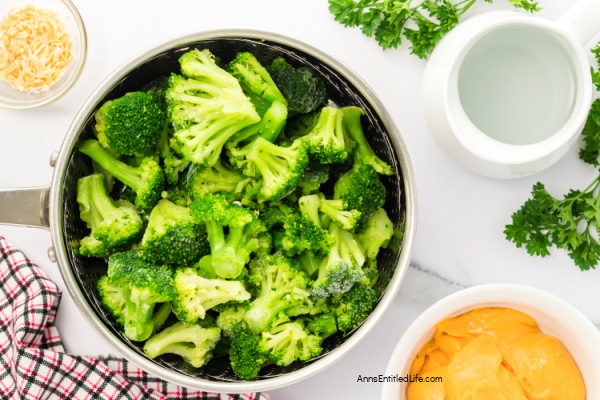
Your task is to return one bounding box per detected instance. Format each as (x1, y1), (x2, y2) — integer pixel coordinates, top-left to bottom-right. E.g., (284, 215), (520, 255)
(0, 0), (87, 109)
(382, 284), (600, 399)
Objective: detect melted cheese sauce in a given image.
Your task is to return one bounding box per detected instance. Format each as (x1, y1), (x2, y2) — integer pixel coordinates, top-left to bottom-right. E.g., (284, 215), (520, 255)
(407, 307), (585, 400)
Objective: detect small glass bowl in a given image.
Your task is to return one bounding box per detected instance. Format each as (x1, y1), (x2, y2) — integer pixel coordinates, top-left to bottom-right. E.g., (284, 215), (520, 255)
(0, 0), (87, 109)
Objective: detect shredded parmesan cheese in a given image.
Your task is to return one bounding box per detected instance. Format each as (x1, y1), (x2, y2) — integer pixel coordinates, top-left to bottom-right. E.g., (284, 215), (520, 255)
(0, 4), (74, 93)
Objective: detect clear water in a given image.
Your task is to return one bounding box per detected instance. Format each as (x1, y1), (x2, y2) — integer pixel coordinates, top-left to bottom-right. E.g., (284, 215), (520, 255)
(458, 26), (577, 145)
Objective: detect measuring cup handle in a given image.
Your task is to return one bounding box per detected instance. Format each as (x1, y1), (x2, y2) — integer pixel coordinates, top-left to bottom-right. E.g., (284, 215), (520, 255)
(557, 0), (600, 45)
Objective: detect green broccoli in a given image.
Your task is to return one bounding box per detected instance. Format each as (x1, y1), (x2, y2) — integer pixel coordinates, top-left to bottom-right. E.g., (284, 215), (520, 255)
(216, 303), (250, 337)
(301, 106), (351, 164)
(297, 160), (330, 195)
(276, 212), (332, 257)
(319, 198), (361, 232)
(171, 267), (251, 325)
(268, 56), (328, 115)
(98, 250), (176, 341)
(227, 51), (287, 116)
(227, 100), (288, 150)
(311, 222), (366, 299)
(342, 106), (393, 175)
(258, 316), (322, 367)
(156, 128), (190, 185)
(284, 109), (322, 138)
(190, 193), (264, 279)
(228, 323), (269, 380)
(94, 91), (166, 157)
(79, 139), (165, 212)
(166, 49), (261, 167)
(298, 193), (324, 227)
(333, 163), (386, 228)
(76, 173), (143, 257)
(143, 321), (221, 368)
(139, 199), (209, 265)
(331, 281), (377, 334)
(244, 253), (313, 334)
(186, 158), (251, 201)
(304, 313), (338, 340)
(225, 101), (292, 182)
(246, 137), (309, 201)
(357, 207), (395, 260)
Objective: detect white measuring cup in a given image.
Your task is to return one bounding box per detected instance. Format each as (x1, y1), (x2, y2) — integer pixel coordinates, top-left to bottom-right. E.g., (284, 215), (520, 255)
(422, 0), (600, 178)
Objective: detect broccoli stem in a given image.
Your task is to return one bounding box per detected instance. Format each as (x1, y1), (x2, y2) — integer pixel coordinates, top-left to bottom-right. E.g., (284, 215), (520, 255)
(342, 106), (393, 175)
(80, 174), (115, 228)
(124, 288), (156, 341)
(204, 221), (245, 279)
(79, 139), (143, 193)
(245, 294), (290, 334)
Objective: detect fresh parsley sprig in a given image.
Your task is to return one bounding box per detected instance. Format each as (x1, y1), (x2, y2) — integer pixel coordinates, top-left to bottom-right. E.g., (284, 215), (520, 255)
(505, 44), (600, 271)
(327, 0), (540, 59)
(591, 42), (600, 91)
(504, 179), (600, 271)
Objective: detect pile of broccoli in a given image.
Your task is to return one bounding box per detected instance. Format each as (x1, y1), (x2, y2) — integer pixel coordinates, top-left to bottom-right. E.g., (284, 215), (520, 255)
(75, 47), (398, 379)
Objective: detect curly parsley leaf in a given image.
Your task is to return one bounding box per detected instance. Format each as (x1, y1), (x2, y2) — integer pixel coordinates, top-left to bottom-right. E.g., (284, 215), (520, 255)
(591, 43), (600, 91)
(504, 180), (600, 271)
(327, 0), (540, 59)
(578, 99), (600, 166)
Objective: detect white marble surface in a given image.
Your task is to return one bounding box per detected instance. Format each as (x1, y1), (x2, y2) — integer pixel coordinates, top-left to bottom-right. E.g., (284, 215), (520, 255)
(2, 1), (600, 399)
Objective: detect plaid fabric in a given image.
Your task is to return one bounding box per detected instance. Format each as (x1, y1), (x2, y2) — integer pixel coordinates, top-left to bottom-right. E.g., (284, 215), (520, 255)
(0, 235), (271, 400)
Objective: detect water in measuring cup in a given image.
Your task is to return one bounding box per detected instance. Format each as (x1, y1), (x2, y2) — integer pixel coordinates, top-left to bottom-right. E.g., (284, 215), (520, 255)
(458, 25), (577, 145)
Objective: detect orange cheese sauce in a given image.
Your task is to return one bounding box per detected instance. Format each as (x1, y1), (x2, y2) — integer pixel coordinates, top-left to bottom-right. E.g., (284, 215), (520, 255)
(407, 307), (585, 400)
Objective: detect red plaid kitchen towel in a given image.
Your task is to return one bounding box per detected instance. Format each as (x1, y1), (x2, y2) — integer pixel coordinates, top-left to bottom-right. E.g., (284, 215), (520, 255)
(0, 235), (271, 400)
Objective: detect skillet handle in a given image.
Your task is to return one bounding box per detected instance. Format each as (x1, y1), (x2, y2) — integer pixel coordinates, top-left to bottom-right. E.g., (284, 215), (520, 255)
(0, 186), (50, 229)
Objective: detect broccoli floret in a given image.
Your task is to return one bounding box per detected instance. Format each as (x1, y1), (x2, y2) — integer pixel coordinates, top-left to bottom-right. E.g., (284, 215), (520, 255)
(284, 109), (321, 138)
(260, 200), (296, 230)
(166, 49), (261, 167)
(156, 128), (190, 185)
(276, 213), (332, 257)
(229, 323), (269, 380)
(216, 303), (250, 337)
(190, 193), (263, 279)
(79, 139), (165, 212)
(319, 198), (361, 232)
(311, 222), (366, 299)
(333, 163), (386, 228)
(342, 106), (393, 175)
(301, 106), (351, 164)
(331, 282), (377, 334)
(186, 158), (251, 200)
(297, 160), (330, 195)
(361, 264), (380, 288)
(100, 250), (176, 341)
(258, 317), (322, 367)
(244, 253), (313, 334)
(298, 193), (324, 227)
(268, 56), (328, 115)
(227, 51), (287, 116)
(139, 199), (209, 265)
(143, 321), (221, 368)
(357, 207), (395, 260)
(76, 173), (143, 257)
(228, 100), (288, 149)
(97, 275), (127, 325)
(246, 137), (309, 201)
(94, 91), (166, 157)
(171, 267), (251, 325)
(304, 313), (338, 340)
